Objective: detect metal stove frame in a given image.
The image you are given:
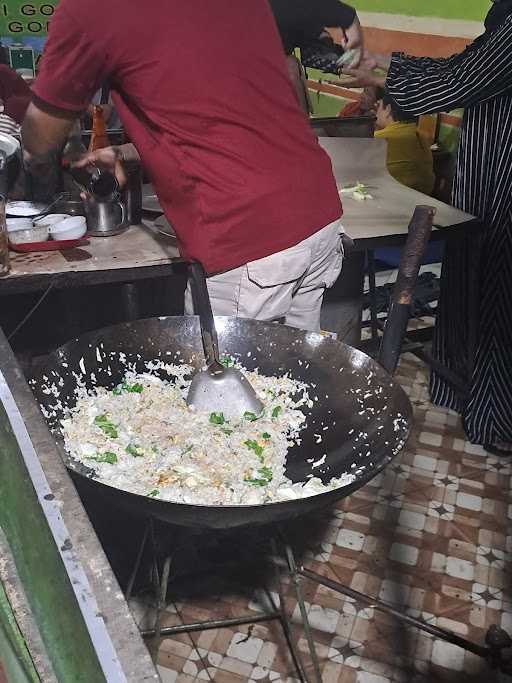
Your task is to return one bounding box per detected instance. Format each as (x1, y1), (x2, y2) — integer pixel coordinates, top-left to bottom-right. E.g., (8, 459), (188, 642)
(126, 519), (512, 682)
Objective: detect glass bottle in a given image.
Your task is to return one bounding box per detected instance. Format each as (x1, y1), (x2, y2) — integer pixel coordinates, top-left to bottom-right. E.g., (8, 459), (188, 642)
(88, 105), (110, 152)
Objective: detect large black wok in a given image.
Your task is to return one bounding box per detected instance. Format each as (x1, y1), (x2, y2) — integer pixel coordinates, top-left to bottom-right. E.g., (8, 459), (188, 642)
(30, 315), (412, 529)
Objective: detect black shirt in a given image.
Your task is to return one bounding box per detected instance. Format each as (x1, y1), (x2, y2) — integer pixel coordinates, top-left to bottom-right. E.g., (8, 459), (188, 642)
(268, 0), (356, 54)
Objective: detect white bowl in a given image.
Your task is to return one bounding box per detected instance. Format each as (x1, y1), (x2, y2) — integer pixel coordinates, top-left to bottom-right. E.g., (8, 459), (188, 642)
(6, 201), (48, 217)
(8, 225), (49, 245)
(34, 213), (70, 228)
(7, 217), (33, 232)
(49, 215), (87, 241)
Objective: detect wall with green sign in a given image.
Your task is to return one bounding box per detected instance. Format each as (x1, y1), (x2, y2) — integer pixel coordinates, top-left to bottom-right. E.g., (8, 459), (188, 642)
(0, 0), (492, 39)
(351, 0), (490, 22)
(0, 2), (56, 37)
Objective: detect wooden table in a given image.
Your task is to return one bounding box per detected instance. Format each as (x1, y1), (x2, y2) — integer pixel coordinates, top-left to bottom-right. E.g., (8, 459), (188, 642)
(0, 138), (477, 297)
(0, 222), (181, 296)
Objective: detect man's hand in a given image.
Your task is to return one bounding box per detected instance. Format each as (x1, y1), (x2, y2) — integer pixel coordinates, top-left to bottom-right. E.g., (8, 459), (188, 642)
(340, 66), (386, 89)
(341, 15), (363, 53)
(340, 51), (389, 89)
(325, 14), (363, 68)
(73, 146), (127, 187)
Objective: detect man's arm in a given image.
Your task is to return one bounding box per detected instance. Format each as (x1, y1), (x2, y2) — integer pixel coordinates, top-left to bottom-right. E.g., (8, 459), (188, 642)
(22, 1), (109, 200)
(22, 102), (76, 202)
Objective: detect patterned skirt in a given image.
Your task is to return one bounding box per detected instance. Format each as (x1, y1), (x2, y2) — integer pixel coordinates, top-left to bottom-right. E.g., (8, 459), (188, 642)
(430, 215), (512, 445)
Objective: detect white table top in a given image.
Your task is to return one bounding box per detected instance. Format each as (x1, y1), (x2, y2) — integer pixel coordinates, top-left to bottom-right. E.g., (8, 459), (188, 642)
(319, 137), (475, 241)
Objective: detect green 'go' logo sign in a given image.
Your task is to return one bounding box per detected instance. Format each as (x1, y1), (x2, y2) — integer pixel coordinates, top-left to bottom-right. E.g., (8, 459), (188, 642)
(0, 2), (57, 36)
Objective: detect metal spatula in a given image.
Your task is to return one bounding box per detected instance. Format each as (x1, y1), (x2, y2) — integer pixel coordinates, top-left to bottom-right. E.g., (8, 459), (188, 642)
(186, 262), (264, 420)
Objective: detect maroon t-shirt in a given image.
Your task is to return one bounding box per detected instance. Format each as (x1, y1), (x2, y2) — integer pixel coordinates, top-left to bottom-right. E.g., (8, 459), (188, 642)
(32, 0), (342, 274)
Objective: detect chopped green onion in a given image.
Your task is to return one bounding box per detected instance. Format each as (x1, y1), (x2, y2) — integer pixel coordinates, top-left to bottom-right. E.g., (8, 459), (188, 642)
(181, 445), (193, 454)
(262, 432), (271, 440)
(126, 443), (144, 457)
(244, 439), (264, 458)
(221, 428), (233, 436)
(124, 383), (143, 393)
(88, 451), (117, 465)
(209, 412), (226, 425)
(271, 406), (282, 419)
(244, 466), (273, 487)
(94, 414), (118, 439)
(148, 489), (159, 497)
(112, 383), (143, 395)
(220, 356), (234, 368)
(243, 411), (259, 422)
(244, 478), (267, 487)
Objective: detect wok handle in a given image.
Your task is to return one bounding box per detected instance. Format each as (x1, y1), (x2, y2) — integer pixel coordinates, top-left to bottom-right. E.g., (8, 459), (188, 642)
(188, 261), (220, 366)
(378, 205), (436, 376)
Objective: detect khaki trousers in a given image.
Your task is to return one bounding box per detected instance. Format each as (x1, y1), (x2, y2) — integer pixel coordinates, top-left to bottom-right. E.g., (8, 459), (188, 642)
(185, 219), (344, 332)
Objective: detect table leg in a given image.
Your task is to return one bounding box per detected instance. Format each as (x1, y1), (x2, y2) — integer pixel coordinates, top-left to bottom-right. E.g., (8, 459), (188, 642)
(121, 283), (140, 321)
(367, 249), (379, 343)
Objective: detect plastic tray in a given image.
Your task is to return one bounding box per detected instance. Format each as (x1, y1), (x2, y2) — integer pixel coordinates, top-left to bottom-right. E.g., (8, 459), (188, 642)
(9, 238), (89, 253)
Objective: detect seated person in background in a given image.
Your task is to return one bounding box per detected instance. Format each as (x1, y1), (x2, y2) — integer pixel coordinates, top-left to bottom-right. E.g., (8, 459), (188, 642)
(374, 88), (434, 195)
(338, 86), (376, 117)
(0, 63), (31, 135)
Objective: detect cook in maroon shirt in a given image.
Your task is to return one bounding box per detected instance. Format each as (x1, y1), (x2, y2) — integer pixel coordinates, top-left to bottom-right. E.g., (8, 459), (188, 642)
(23, 0), (349, 330)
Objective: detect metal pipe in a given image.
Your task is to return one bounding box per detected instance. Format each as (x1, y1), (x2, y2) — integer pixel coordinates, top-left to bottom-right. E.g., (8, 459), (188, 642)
(300, 567), (489, 659)
(140, 612), (280, 638)
(366, 249), (379, 343)
(125, 524), (150, 602)
(270, 540), (309, 683)
(284, 545), (323, 683)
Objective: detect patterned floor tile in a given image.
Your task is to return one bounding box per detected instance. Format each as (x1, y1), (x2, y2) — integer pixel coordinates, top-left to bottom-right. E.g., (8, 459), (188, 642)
(127, 356), (512, 682)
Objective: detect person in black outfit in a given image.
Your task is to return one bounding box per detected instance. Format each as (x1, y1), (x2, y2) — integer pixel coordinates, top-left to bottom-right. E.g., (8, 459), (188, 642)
(269, 0), (360, 55)
(341, 0), (512, 452)
(268, 0), (362, 113)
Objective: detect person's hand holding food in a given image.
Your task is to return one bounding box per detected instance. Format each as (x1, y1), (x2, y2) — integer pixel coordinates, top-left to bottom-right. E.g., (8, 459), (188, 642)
(340, 14), (363, 67)
(339, 48), (391, 87)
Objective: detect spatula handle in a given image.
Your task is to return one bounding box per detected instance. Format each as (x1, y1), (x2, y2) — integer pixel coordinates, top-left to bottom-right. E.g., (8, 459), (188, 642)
(188, 261), (220, 367)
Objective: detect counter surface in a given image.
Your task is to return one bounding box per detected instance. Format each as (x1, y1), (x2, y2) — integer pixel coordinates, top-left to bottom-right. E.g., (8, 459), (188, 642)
(1, 138), (478, 294)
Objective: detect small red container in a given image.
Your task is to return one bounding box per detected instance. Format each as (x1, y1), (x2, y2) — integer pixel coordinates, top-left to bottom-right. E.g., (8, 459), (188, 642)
(9, 238), (90, 253)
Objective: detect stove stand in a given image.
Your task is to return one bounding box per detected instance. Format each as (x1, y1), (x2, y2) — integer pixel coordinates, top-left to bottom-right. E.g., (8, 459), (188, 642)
(124, 519), (512, 682)
(126, 519), (322, 682)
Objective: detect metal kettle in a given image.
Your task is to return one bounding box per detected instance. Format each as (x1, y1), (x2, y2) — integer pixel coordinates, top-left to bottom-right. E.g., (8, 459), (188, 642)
(84, 196), (127, 237)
